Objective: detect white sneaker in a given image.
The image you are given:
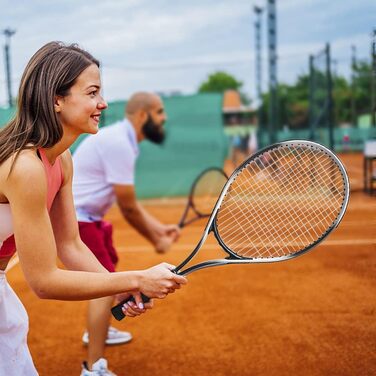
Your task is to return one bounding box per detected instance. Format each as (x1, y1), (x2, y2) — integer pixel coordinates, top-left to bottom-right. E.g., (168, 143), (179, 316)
(80, 358), (117, 376)
(82, 326), (132, 346)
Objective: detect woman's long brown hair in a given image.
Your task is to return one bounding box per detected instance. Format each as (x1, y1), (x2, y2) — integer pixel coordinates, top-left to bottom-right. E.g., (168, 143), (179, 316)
(0, 41), (99, 169)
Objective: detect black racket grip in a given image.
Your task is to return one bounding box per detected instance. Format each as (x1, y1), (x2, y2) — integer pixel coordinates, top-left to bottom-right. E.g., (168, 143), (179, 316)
(111, 293), (150, 321)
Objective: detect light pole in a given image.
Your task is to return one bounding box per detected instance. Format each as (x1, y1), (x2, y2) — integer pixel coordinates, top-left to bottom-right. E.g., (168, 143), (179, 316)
(326, 43), (334, 150)
(254, 5), (263, 132)
(3, 28), (16, 107)
(350, 45), (357, 126)
(267, 0), (278, 144)
(371, 29), (376, 126)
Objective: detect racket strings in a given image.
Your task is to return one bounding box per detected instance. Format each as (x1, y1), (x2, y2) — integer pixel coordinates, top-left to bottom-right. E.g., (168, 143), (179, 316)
(232, 150), (344, 257)
(220, 181), (314, 258)
(223, 172), (330, 258)
(226, 151), (344, 258)
(216, 145), (346, 259)
(231, 159), (340, 229)
(220, 155), (341, 241)
(219, 184), (322, 258)
(251, 151), (344, 226)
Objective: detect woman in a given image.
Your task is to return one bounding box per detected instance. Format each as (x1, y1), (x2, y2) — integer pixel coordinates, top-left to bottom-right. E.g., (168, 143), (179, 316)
(0, 41), (187, 376)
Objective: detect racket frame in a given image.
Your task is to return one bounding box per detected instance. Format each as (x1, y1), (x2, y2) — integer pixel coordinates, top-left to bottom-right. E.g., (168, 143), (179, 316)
(174, 140), (350, 276)
(111, 140), (350, 320)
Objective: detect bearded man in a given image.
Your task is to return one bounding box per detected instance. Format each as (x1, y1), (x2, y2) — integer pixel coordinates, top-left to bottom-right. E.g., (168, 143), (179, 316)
(73, 92), (180, 376)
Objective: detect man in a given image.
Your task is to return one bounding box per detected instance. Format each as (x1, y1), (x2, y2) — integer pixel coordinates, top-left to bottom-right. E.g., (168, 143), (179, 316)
(73, 92), (180, 376)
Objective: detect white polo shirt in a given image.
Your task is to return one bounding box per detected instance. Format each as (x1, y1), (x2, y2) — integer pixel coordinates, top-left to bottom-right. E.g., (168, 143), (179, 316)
(72, 119), (139, 222)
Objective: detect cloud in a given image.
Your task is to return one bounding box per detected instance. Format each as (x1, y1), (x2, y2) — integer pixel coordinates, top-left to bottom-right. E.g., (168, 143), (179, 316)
(0, 0), (374, 106)
(81, 2), (253, 60)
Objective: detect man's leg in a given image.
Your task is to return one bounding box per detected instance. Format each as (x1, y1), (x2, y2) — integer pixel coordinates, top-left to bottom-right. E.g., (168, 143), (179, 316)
(78, 221), (118, 371)
(86, 296), (114, 369)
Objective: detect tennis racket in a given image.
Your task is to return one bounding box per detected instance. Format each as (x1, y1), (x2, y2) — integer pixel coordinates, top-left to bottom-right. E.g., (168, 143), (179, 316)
(178, 167), (228, 228)
(112, 140), (349, 321)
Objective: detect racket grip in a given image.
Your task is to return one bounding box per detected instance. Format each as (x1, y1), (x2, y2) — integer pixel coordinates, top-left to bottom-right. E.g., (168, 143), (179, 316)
(111, 293), (151, 321)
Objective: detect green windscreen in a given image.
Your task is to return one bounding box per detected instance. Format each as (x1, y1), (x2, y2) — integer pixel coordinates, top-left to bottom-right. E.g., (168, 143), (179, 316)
(0, 107), (15, 126)
(136, 94), (228, 198)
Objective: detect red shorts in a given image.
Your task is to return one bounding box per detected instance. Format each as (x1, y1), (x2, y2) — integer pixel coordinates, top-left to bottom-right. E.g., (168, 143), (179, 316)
(78, 221), (119, 272)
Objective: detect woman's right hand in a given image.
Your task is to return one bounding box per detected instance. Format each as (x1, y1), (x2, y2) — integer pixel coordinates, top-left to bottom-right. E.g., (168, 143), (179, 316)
(139, 262), (187, 299)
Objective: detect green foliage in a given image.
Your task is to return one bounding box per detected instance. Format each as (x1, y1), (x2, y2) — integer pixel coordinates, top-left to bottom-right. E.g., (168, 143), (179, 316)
(198, 71), (243, 93)
(260, 76), (310, 129)
(352, 61), (373, 115)
(333, 76), (351, 124)
(198, 71), (252, 106)
(258, 60), (373, 129)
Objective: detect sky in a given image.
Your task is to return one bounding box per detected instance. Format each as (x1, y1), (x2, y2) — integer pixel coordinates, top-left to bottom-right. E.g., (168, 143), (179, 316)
(0, 0), (375, 107)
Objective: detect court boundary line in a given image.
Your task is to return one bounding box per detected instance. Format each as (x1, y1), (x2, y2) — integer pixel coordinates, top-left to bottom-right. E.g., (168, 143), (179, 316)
(5, 239), (373, 267)
(116, 238), (375, 253)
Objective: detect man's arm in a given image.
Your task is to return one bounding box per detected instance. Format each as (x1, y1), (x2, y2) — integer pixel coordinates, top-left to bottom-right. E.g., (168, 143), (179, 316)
(113, 184), (180, 252)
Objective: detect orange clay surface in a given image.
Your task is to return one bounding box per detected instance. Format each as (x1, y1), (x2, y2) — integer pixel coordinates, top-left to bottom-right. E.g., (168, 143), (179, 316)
(6, 153), (376, 376)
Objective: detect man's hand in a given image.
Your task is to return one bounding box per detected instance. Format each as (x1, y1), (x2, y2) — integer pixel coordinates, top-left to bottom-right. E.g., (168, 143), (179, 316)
(165, 224), (180, 241)
(154, 224), (181, 253)
(155, 235), (174, 253)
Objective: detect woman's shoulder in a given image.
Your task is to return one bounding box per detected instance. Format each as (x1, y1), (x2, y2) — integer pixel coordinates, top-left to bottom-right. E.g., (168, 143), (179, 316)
(0, 149), (47, 200)
(1, 148), (42, 176)
(8, 149), (46, 181)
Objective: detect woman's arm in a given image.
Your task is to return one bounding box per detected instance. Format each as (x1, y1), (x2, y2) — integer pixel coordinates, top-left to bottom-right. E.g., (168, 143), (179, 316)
(4, 151), (186, 301)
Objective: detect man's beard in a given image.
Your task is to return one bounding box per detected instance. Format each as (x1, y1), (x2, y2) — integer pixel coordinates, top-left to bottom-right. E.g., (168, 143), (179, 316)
(142, 114), (165, 144)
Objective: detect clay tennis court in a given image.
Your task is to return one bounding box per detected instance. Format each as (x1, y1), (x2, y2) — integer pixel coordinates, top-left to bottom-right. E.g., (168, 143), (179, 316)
(6, 153), (376, 376)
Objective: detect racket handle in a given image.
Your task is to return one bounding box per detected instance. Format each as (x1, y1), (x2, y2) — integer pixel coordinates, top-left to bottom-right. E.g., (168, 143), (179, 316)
(111, 293), (150, 321)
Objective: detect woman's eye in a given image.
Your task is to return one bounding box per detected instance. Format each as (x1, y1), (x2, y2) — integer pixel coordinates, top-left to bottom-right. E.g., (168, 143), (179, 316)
(90, 91), (97, 97)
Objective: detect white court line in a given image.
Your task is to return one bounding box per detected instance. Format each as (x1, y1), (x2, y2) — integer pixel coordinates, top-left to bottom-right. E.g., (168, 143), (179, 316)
(6, 239), (373, 269)
(117, 238), (375, 253)
(141, 197), (187, 206)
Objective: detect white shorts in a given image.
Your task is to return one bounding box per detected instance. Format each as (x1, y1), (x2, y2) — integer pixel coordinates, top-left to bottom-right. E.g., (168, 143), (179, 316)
(0, 270), (38, 376)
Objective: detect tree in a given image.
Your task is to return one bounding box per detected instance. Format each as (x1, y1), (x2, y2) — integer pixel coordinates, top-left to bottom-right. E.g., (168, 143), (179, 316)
(198, 71), (243, 93)
(258, 63), (374, 130)
(198, 71), (251, 105)
(333, 75), (351, 124)
(353, 61), (373, 116)
(259, 75), (310, 129)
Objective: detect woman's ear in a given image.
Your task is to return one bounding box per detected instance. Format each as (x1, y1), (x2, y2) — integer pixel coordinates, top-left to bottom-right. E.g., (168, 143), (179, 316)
(54, 96), (63, 113)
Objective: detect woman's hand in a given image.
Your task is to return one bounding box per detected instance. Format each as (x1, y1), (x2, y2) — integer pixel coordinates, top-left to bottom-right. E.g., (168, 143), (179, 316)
(115, 292), (154, 317)
(115, 263), (187, 317)
(138, 262), (187, 298)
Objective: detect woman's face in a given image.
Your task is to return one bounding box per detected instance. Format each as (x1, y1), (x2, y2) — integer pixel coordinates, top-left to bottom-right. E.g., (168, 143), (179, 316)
(55, 64), (107, 135)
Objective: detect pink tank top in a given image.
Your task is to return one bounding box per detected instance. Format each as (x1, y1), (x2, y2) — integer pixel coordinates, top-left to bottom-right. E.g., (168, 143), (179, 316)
(0, 148), (64, 258)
